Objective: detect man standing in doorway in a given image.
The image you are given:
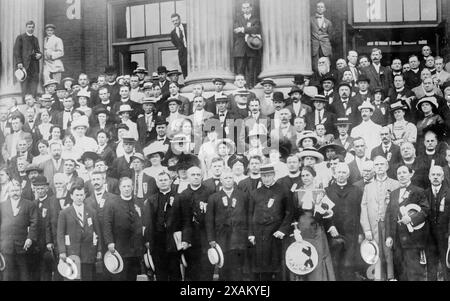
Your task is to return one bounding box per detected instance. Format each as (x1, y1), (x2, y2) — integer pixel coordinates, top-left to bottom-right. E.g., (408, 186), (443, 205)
(43, 24), (64, 84)
(311, 2), (333, 71)
(171, 13), (188, 78)
(13, 20), (42, 99)
(233, 2), (261, 89)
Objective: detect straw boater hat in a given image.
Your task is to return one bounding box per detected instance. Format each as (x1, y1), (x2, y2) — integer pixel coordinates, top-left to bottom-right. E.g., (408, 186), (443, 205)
(15, 68), (27, 82)
(77, 90), (91, 99)
(260, 78), (276, 87)
(57, 255), (80, 280)
(358, 101), (375, 112)
(118, 104), (134, 115)
(298, 148), (324, 163)
(260, 164), (275, 174)
(44, 79), (59, 88)
(104, 251), (124, 274)
(143, 249), (155, 272)
(335, 117), (352, 126)
(360, 240), (380, 265)
(212, 78), (226, 85)
(208, 243), (224, 268)
(133, 67), (148, 75)
(39, 94), (54, 102)
(168, 69), (182, 76)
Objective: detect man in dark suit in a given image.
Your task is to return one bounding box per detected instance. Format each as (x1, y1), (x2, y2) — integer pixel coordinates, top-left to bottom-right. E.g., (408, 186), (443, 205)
(305, 95), (337, 137)
(330, 82), (360, 127)
(104, 65), (121, 103)
(425, 166), (450, 281)
(136, 100), (158, 147)
(361, 48), (392, 95)
(311, 2), (334, 70)
(206, 78), (228, 114)
(404, 55), (423, 90)
(13, 20), (42, 99)
(155, 66), (171, 98)
(232, 2), (261, 89)
(370, 126), (402, 177)
(202, 157), (225, 193)
(144, 171), (184, 281)
(0, 180), (38, 281)
(170, 13), (188, 78)
(110, 137), (135, 180)
(104, 177), (145, 281)
(130, 153), (158, 206)
(57, 185), (102, 281)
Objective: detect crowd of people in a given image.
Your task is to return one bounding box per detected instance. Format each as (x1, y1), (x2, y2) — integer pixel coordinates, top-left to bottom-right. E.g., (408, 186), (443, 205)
(2, 1), (450, 282)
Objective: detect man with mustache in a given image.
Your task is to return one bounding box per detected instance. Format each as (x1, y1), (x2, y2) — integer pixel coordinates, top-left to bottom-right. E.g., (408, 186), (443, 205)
(350, 101), (382, 157)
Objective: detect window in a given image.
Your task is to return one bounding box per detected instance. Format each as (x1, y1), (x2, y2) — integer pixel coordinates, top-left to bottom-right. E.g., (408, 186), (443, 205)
(352, 0), (438, 24)
(112, 0), (186, 41)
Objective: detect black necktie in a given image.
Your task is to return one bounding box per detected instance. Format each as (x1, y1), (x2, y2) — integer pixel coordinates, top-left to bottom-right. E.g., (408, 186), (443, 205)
(179, 28), (185, 44)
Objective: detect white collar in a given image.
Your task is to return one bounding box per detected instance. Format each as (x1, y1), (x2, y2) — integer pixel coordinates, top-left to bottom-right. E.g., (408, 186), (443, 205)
(190, 184), (201, 191)
(250, 174), (260, 179)
(121, 195), (133, 201)
(289, 171), (300, 178)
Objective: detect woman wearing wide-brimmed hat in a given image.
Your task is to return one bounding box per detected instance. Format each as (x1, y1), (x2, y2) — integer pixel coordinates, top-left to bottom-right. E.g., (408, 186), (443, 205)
(415, 96), (444, 143)
(387, 101), (417, 146)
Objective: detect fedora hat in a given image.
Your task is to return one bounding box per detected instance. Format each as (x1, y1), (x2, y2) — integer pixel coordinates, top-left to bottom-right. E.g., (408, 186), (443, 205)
(337, 81), (352, 90)
(57, 255), (80, 280)
(44, 79), (59, 87)
(260, 78), (276, 87)
(44, 23), (56, 30)
(360, 240), (380, 265)
(285, 240), (319, 275)
(31, 175), (49, 186)
(208, 243), (224, 268)
(168, 69), (182, 76)
(15, 68), (27, 82)
(390, 101), (409, 112)
(104, 251), (124, 274)
(293, 74), (305, 85)
(133, 67), (148, 75)
(318, 143), (346, 158)
(39, 94), (54, 102)
(71, 115), (90, 130)
(143, 249), (155, 272)
(56, 84), (66, 91)
(130, 153), (146, 163)
(157, 66), (168, 74)
(273, 92), (286, 103)
(155, 116), (169, 126)
(298, 148), (324, 163)
(0, 252), (5, 272)
(442, 81), (450, 93)
(358, 101), (375, 112)
(288, 86), (303, 96)
(246, 34), (263, 50)
(167, 97), (182, 106)
(416, 96), (438, 111)
(118, 104), (133, 114)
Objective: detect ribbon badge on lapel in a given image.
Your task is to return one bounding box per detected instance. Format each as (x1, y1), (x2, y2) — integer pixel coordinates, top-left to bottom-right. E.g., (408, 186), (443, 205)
(440, 197), (446, 212)
(169, 196), (174, 207)
(200, 202), (207, 213)
(291, 183), (298, 193)
(232, 198), (237, 208)
(268, 198), (275, 209)
(135, 204), (142, 217)
(42, 208), (47, 218)
(143, 183), (148, 195)
(222, 196), (228, 207)
(381, 107), (386, 115)
(257, 181), (262, 189)
(300, 108), (306, 117)
(21, 181), (26, 189)
(386, 152), (392, 162)
(345, 107), (352, 116)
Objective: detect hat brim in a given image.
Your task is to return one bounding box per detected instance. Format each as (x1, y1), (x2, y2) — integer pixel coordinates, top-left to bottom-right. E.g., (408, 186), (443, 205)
(0, 253), (5, 272)
(360, 240), (379, 265)
(104, 251), (124, 274)
(144, 250), (155, 271)
(318, 144), (346, 157)
(298, 151), (324, 163)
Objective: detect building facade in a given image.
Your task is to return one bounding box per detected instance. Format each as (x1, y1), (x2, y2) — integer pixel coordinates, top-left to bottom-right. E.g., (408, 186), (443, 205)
(1, 0), (450, 98)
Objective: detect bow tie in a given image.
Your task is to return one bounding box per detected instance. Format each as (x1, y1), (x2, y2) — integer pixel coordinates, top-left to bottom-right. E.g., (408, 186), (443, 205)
(219, 114), (225, 117)
(65, 110), (71, 113)
(316, 14), (324, 18)
(158, 138), (165, 141)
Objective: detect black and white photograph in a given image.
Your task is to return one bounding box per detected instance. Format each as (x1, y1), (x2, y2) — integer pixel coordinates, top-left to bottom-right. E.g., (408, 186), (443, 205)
(0, 0), (450, 285)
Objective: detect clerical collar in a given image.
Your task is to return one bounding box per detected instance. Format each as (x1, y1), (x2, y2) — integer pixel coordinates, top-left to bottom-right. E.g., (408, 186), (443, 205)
(359, 90), (368, 95)
(412, 68), (420, 73)
(426, 149), (436, 156)
(160, 189), (171, 195)
(337, 182), (347, 188)
(396, 87), (404, 93)
(250, 174), (260, 179)
(121, 195), (133, 201)
(236, 103), (247, 110)
(101, 100), (110, 104)
(121, 98), (129, 102)
(403, 158), (415, 165)
(289, 172), (300, 178)
(26, 32), (33, 37)
(190, 184), (202, 191)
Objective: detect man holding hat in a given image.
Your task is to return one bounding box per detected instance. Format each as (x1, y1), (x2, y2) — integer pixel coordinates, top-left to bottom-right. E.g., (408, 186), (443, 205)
(233, 2), (261, 89)
(57, 185), (102, 281)
(144, 171), (184, 280)
(248, 164), (292, 281)
(305, 94), (337, 137)
(43, 24), (64, 84)
(104, 177), (145, 281)
(206, 167), (249, 281)
(14, 20), (42, 99)
(0, 179), (38, 281)
(351, 101), (382, 156)
(28, 175), (55, 281)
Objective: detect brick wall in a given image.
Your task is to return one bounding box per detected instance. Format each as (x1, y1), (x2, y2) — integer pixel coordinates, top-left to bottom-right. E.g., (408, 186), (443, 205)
(45, 0), (108, 81)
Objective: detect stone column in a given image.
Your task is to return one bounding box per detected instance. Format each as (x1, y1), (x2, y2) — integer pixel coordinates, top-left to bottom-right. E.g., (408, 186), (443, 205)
(258, 0), (312, 88)
(0, 0), (44, 102)
(183, 0), (235, 92)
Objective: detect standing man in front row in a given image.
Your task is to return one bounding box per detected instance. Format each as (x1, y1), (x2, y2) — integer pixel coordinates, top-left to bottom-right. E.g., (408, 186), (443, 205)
(233, 1), (261, 89)
(0, 180), (37, 281)
(104, 177), (144, 281)
(170, 13), (188, 78)
(57, 185), (102, 281)
(13, 20), (42, 99)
